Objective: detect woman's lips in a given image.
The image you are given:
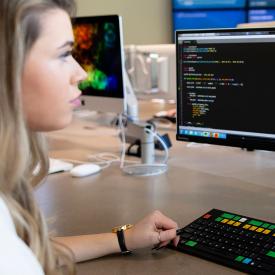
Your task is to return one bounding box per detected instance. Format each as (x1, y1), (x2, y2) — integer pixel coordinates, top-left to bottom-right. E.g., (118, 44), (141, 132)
(70, 96), (81, 107)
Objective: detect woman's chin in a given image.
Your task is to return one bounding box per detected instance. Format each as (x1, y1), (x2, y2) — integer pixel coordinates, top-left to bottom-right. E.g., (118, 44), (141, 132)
(30, 116), (73, 132)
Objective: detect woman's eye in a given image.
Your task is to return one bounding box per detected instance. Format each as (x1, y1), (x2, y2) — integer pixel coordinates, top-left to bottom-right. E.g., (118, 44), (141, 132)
(60, 50), (72, 59)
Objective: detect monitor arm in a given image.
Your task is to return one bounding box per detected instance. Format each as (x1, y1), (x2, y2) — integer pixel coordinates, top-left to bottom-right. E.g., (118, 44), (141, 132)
(123, 120), (155, 164)
(124, 69), (139, 122)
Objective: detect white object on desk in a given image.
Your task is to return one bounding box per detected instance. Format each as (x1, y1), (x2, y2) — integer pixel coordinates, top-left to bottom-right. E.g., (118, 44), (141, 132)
(49, 158), (73, 174)
(70, 163), (101, 177)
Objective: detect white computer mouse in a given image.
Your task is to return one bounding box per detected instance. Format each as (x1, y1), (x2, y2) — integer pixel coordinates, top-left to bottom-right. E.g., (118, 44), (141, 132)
(70, 163), (101, 178)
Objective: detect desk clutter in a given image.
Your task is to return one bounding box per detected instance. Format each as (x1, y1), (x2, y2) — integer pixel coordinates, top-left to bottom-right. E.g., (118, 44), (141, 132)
(173, 209), (275, 275)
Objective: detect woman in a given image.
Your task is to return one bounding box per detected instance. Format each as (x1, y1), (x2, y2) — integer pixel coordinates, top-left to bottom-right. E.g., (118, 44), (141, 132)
(0, 0), (179, 274)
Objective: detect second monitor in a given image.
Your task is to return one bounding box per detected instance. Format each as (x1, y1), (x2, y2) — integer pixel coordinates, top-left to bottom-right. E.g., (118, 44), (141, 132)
(72, 15), (126, 114)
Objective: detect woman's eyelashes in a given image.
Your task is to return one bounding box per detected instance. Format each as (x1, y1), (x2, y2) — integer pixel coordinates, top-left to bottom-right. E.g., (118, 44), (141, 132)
(59, 49), (73, 60)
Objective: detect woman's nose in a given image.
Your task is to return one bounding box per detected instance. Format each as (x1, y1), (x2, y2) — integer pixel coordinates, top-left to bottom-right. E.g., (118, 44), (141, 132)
(72, 58), (87, 85)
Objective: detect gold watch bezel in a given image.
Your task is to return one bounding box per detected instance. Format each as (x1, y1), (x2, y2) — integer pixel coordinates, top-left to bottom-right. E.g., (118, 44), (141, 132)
(112, 224), (133, 233)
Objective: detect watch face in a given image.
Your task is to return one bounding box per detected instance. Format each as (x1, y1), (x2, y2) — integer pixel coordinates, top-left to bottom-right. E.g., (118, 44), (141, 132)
(112, 224), (133, 233)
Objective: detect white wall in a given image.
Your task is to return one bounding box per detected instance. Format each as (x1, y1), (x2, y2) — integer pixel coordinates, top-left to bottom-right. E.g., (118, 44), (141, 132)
(76, 0), (173, 45)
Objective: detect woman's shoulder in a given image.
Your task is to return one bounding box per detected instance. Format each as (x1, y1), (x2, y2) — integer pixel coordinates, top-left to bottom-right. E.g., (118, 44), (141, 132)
(0, 196), (17, 232)
(0, 196), (45, 275)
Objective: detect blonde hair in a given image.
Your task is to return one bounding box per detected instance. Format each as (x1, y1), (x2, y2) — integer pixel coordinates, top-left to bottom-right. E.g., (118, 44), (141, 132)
(0, 0), (76, 274)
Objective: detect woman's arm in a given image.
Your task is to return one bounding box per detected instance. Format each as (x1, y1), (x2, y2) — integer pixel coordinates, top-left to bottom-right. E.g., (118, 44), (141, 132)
(54, 210), (179, 263)
(55, 233), (120, 262)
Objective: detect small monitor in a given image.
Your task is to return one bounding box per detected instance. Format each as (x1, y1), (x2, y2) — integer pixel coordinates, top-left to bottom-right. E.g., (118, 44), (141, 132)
(72, 15), (126, 114)
(176, 28), (275, 151)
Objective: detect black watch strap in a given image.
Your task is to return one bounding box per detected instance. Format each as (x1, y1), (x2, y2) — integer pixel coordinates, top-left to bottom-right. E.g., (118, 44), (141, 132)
(117, 229), (132, 255)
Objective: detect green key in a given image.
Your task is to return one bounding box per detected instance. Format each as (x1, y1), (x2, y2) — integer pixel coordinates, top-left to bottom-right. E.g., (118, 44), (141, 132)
(185, 240), (197, 247)
(248, 220), (263, 227)
(221, 213), (235, 219)
(235, 256), (245, 262)
(233, 216), (241, 221)
(266, 251), (275, 258)
(268, 225), (275, 230)
(262, 223), (271, 228)
(215, 217), (223, 222)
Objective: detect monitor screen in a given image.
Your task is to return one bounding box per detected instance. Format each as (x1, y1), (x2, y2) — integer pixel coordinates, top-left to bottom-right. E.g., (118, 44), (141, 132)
(248, 8), (275, 22)
(173, 0), (246, 9)
(249, 0), (275, 8)
(176, 28), (275, 151)
(72, 15), (125, 114)
(173, 10), (246, 30)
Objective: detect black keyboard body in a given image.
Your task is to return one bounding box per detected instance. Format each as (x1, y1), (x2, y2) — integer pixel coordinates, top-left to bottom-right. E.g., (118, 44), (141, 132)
(172, 209), (275, 275)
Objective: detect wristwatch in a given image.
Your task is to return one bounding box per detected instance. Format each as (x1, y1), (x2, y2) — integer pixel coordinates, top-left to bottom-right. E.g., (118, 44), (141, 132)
(112, 224), (133, 255)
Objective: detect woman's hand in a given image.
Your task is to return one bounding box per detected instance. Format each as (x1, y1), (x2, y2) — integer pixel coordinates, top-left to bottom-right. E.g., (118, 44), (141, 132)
(124, 210), (179, 250)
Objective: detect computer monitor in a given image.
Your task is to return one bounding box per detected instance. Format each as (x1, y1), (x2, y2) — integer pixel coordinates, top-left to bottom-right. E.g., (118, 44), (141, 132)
(249, 0), (275, 8)
(176, 28), (275, 151)
(248, 8), (275, 22)
(173, 10), (246, 31)
(173, 0), (246, 9)
(72, 15), (126, 114)
(124, 44), (176, 102)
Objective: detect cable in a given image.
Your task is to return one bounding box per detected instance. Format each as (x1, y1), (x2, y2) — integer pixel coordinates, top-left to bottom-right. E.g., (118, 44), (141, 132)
(118, 113), (126, 168)
(61, 113), (169, 176)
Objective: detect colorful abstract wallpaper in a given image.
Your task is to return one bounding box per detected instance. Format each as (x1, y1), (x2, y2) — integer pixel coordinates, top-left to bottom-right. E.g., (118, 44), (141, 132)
(72, 16), (124, 98)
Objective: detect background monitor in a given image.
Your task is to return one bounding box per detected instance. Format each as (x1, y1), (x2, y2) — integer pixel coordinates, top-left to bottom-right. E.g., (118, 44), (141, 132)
(176, 28), (275, 151)
(173, 10), (246, 30)
(248, 8), (275, 22)
(173, 0), (246, 9)
(249, 0), (275, 8)
(72, 15), (126, 114)
(124, 44), (176, 102)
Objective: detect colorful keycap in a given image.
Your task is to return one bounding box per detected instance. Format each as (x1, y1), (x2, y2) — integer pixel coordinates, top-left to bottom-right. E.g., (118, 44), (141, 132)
(266, 251), (275, 258)
(249, 226), (257, 231)
(221, 213), (235, 219)
(235, 256), (245, 262)
(262, 223), (270, 228)
(243, 224), (251, 229)
(248, 220), (263, 227)
(185, 240), (197, 247)
(256, 228), (264, 233)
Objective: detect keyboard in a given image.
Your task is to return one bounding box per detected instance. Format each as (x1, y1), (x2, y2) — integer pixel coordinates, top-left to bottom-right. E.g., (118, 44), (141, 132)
(173, 209), (275, 275)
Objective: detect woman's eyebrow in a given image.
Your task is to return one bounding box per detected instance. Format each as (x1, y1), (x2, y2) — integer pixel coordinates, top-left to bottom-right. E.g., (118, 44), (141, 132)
(58, 40), (74, 49)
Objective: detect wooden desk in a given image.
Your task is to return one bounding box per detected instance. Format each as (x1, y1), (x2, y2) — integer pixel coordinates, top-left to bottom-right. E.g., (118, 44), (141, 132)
(35, 101), (275, 275)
